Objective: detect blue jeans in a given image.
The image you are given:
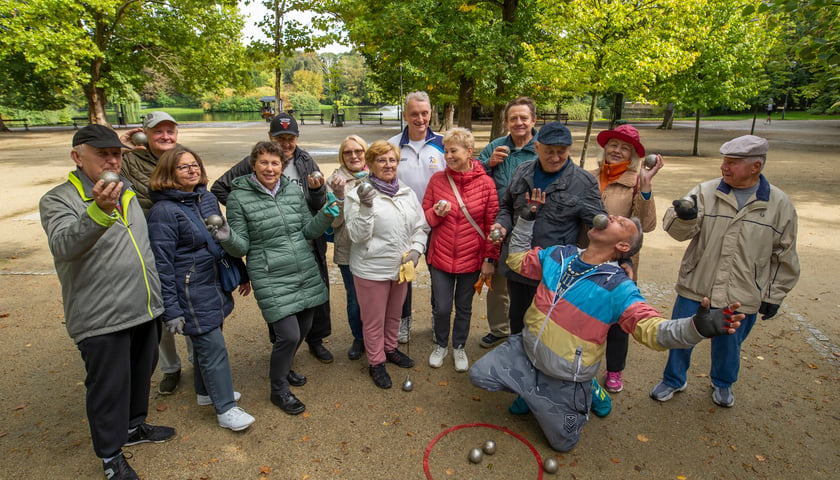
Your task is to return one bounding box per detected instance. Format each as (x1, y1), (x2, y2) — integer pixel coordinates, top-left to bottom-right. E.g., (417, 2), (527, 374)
(662, 295), (757, 389)
(191, 326), (236, 414)
(339, 264), (363, 340)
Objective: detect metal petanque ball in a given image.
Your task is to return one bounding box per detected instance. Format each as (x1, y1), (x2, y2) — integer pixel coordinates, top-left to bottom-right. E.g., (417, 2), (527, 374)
(205, 215), (224, 228)
(357, 182), (374, 197)
(498, 145), (511, 155)
(482, 440), (497, 455)
(488, 228), (503, 242)
(543, 457), (559, 474)
(592, 213), (609, 230)
(468, 448), (483, 464)
(436, 199), (449, 209)
(131, 132), (147, 146)
(310, 171), (324, 182)
(644, 154), (657, 169)
(678, 197), (695, 210)
(401, 376), (414, 392)
(98, 171), (120, 185)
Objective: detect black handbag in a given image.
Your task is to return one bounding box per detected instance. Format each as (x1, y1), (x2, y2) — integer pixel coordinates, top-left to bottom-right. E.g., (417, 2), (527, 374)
(172, 201), (246, 293)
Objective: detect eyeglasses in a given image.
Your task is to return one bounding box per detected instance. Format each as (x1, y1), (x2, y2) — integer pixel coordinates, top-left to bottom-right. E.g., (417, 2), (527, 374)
(374, 157), (398, 165)
(344, 149), (365, 157)
(176, 163), (201, 172)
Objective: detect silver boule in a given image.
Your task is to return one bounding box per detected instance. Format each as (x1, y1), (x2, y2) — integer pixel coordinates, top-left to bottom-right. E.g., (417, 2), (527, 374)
(592, 213), (609, 230)
(436, 199), (449, 209)
(644, 154), (657, 169)
(488, 228), (503, 242)
(205, 215), (224, 228)
(498, 145), (511, 155)
(468, 448), (483, 464)
(98, 171), (120, 185)
(131, 132), (147, 146)
(482, 440), (497, 455)
(357, 182), (374, 197)
(543, 457), (559, 474)
(678, 197), (695, 210)
(402, 377), (414, 392)
(310, 171), (324, 181)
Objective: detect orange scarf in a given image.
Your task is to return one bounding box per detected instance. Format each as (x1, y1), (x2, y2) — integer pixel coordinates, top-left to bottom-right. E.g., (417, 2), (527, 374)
(599, 161), (630, 193)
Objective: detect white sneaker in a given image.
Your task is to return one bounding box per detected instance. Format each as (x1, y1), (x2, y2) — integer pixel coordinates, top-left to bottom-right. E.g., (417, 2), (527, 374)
(398, 317), (411, 344)
(453, 348), (469, 372)
(217, 406), (255, 431)
(429, 345), (448, 368)
(197, 391), (241, 406)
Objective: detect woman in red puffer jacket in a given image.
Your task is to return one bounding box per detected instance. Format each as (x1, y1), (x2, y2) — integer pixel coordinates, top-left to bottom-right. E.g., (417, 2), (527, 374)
(422, 127), (499, 373)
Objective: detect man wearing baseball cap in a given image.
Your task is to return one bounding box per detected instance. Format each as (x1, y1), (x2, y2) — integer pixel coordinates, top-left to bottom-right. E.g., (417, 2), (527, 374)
(120, 111), (187, 396)
(39, 125), (174, 479)
(651, 134), (800, 408)
(211, 113), (336, 365)
(490, 121), (606, 338)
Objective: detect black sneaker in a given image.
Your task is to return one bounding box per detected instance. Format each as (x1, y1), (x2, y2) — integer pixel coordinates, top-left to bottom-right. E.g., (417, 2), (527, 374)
(271, 392), (306, 415)
(347, 338), (365, 361)
(385, 348), (414, 368)
(124, 423), (175, 446)
(308, 341), (335, 364)
(369, 363), (392, 389)
(286, 370), (307, 387)
(103, 452), (138, 480)
(480, 333), (508, 349)
(157, 370), (180, 395)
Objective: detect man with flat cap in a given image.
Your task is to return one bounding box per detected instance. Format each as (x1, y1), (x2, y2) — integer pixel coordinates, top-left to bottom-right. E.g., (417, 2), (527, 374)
(490, 121), (606, 337)
(39, 125), (175, 479)
(650, 134), (800, 408)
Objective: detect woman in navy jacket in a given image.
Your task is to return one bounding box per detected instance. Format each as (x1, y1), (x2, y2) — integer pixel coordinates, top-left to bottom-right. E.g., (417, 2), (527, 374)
(147, 146), (255, 431)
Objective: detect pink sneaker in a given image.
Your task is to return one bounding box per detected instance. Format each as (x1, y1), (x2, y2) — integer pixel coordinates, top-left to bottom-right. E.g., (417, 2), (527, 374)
(605, 371), (623, 393)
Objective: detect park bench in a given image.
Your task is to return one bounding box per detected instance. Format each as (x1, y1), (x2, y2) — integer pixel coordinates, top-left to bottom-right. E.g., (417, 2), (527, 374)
(2, 118), (30, 131)
(358, 112), (384, 125)
(72, 117), (90, 129)
(539, 112), (569, 125)
(299, 112), (324, 125)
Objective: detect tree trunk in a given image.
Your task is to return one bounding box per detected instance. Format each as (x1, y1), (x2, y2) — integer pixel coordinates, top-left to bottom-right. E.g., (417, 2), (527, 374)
(609, 93), (624, 129)
(442, 103), (455, 131)
(750, 104), (758, 135)
(0, 116), (9, 133)
(579, 93), (599, 168)
(692, 110), (701, 156)
(273, 0), (284, 116)
(457, 76), (474, 129)
(490, 0), (519, 140)
(84, 57), (108, 125)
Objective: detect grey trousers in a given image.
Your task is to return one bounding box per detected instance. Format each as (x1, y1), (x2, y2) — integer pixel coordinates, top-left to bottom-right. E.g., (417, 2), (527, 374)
(429, 266), (479, 349)
(469, 334), (591, 452)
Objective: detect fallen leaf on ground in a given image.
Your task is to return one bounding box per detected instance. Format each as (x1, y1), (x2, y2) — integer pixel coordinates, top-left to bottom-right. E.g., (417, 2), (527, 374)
(808, 363), (818, 369)
(610, 457), (621, 463)
(755, 454), (766, 462)
(334, 403), (341, 408)
(259, 465), (272, 474)
(0, 313), (9, 318)
(155, 404), (167, 412)
(636, 434), (649, 442)
(415, 406), (424, 413)
(301, 435), (310, 441)
(472, 395), (481, 401)
(756, 356), (765, 360)
(303, 412), (311, 418)
(730, 445), (738, 451)
(445, 468), (455, 475)
(438, 380), (448, 386)
(13, 404), (25, 410)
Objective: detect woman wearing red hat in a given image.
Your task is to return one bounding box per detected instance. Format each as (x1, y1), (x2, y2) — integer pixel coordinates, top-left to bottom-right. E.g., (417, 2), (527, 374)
(592, 124), (663, 394)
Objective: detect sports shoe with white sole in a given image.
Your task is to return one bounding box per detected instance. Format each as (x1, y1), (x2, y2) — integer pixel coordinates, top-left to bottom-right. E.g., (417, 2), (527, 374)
(712, 385), (735, 407)
(649, 381), (687, 402)
(429, 344), (447, 368)
(217, 406), (255, 431)
(197, 391), (241, 406)
(453, 347), (469, 372)
(398, 316), (411, 344)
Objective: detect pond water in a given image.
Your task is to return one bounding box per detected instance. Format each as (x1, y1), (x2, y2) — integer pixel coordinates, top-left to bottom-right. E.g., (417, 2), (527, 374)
(108, 105), (402, 124)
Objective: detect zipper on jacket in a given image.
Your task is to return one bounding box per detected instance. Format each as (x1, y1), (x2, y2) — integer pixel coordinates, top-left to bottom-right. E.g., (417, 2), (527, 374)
(185, 268), (200, 333)
(572, 346), (583, 382)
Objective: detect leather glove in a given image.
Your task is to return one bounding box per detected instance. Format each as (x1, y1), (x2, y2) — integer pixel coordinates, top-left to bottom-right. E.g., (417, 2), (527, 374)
(207, 217), (231, 242)
(673, 194), (698, 220)
(692, 303), (734, 338)
(759, 302), (780, 320)
(322, 192), (340, 217)
(358, 183), (377, 207)
(165, 317), (184, 335)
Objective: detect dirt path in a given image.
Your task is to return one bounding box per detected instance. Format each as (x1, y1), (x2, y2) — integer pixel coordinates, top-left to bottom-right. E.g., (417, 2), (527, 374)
(1, 119), (838, 479)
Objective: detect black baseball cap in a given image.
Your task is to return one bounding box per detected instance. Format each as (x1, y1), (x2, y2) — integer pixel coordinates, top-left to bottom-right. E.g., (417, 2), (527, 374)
(72, 124), (130, 149)
(270, 114), (300, 137)
(536, 122), (573, 146)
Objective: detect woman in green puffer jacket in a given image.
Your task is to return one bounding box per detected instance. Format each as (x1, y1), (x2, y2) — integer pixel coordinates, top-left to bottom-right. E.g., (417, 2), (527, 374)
(213, 141), (336, 416)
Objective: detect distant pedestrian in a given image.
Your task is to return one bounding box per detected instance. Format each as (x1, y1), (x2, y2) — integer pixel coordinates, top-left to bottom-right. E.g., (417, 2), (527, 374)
(765, 102), (774, 124)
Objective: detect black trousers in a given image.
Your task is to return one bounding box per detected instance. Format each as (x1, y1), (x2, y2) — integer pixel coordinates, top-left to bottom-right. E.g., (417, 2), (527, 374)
(270, 308), (314, 395)
(306, 244), (331, 345)
(507, 279), (538, 335)
(605, 323), (629, 372)
(77, 319), (159, 458)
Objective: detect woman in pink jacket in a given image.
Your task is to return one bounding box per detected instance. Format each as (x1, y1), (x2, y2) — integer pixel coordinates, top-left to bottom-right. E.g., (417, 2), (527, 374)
(423, 128), (499, 372)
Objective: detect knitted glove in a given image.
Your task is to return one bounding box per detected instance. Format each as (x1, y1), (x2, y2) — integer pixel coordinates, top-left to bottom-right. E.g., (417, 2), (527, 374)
(692, 303), (734, 338)
(322, 192), (340, 217)
(673, 194), (698, 220)
(358, 183), (377, 207)
(759, 302), (780, 320)
(165, 317), (184, 335)
(207, 218), (231, 242)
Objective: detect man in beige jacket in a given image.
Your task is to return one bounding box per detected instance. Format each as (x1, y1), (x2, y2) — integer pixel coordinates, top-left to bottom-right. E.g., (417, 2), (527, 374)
(650, 135), (799, 408)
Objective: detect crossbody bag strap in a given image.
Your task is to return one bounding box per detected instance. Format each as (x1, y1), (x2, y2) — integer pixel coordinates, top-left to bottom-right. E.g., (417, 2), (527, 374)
(171, 200), (225, 260)
(446, 173), (485, 240)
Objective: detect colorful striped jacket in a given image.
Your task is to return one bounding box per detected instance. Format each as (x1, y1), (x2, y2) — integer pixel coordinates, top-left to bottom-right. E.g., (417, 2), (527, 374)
(506, 218), (706, 382)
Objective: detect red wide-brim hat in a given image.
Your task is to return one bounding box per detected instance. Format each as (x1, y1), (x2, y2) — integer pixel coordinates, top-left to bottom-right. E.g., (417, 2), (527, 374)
(596, 124), (645, 157)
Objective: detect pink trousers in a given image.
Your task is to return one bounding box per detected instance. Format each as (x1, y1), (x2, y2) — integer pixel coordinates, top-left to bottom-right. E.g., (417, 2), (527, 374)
(353, 276), (408, 365)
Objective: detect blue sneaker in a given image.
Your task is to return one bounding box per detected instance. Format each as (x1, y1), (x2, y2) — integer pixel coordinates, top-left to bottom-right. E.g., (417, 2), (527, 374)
(508, 395), (530, 415)
(590, 378), (612, 417)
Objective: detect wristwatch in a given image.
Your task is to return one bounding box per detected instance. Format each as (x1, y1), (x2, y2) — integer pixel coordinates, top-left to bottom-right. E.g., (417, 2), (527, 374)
(485, 258), (495, 264)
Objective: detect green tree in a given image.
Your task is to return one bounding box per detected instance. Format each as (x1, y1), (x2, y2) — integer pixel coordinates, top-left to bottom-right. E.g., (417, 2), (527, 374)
(292, 70), (325, 100)
(0, 0), (249, 125)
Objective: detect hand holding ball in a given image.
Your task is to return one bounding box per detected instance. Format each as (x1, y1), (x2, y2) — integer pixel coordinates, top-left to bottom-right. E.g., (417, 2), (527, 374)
(98, 171), (121, 186)
(205, 215), (224, 228)
(310, 171), (324, 182)
(644, 154), (658, 169)
(488, 228), (503, 242)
